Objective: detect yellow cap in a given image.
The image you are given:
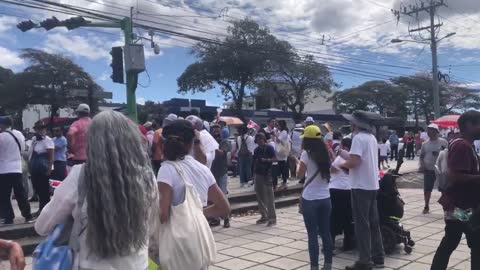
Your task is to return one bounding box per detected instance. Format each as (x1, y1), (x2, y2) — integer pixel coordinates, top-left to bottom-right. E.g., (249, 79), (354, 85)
(300, 125), (322, 139)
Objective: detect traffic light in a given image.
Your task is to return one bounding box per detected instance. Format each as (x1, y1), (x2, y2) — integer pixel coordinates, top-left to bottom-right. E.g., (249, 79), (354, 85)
(63, 16), (88, 30)
(17, 20), (36, 32)
(110, 47), (124, 84)
(40, 16), (61, 31)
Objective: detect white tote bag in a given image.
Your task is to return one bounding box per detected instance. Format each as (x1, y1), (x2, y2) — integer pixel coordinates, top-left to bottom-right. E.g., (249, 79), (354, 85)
(158, 161), (217, 270)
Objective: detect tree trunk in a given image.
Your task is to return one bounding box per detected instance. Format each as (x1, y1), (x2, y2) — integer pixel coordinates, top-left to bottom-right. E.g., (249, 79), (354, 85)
(292, 110), (302, 124)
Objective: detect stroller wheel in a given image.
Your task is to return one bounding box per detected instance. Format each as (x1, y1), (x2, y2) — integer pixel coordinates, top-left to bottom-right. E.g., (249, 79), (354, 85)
(408, 240), (415, 247)
(381, 226), (396, 254)
(404, 245), (413, 254)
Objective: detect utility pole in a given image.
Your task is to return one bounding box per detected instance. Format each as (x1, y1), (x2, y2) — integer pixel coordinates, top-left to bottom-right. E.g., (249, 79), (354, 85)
(392, 0), (451, 120)
(121, 9), (138, 120)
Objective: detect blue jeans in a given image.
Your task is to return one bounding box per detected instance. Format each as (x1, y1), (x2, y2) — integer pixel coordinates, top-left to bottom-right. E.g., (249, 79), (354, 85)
(238, 155), (252, 184)
(302, 197), (333, 267)
(216, 174), (228, 195)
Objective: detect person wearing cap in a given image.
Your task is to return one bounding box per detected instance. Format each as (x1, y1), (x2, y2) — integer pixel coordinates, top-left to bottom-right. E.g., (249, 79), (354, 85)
(296, 125), (333, 270)
(151, 115), (178, 174)
(29, 121), (55, 215)
(305, 116), (314, 127)
(419, 123), (448, 214)
(0, 116), (34, 225)
(186, 115), (219, 169)
(67, 103), (92, 165)
(339, 111), (385, 270)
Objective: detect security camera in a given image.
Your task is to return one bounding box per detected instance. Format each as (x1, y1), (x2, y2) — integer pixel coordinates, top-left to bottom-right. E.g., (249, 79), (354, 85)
(153, 43), (161, 55)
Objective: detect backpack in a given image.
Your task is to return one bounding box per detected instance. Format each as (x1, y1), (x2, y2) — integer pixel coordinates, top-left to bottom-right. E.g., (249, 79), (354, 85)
(238, 136), (251, 157)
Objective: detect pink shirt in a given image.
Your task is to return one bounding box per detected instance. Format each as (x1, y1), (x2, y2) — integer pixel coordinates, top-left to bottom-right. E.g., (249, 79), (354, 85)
(68, 117), (91, 161)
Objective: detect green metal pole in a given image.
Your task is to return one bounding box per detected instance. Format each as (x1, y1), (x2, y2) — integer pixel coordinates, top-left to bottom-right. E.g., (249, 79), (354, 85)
(121, 17), (138, 122)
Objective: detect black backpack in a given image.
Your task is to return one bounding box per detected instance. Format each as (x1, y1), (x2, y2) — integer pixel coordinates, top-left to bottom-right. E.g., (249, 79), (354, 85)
(238, 136), (251, 157)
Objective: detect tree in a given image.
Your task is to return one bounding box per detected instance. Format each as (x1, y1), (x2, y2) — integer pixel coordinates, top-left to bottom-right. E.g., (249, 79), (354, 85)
(331, 80), (407, 118)
(177, 19), (289, 118)
(443, 85), (480, 114)
(137, 101), (166, 124)
(0, 49), (103, 128)
(259, 54), (335, 122)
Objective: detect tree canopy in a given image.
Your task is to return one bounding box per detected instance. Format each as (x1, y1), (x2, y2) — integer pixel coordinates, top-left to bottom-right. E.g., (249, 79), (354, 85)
(177, 19), (291, 117)
(0, 49), (103, 126)
(258, 54), (335, 122)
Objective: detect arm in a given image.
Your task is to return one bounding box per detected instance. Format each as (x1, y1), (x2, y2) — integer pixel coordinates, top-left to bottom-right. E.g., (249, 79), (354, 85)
(341, 154), (361, 169)
(35, 167), (77, 235)
(47, 148), (54, 175)
(419, 144), (426, 171)
(66, 127), (76, 153)
(297, 161), (306, 179)
(203, 184), (231, 218)
(158, 182), (173, 224)
(0, 239), (25, 270)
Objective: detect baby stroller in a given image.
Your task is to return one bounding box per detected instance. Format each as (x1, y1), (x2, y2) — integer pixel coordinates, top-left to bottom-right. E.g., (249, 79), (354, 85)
(377, 171), (415, 254)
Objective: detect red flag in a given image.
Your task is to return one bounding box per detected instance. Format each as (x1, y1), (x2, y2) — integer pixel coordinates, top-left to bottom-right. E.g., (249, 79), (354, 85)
(247, 120), (260, 130)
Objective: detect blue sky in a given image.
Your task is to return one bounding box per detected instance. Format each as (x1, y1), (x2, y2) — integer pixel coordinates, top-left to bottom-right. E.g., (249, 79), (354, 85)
(1, 0), (480, 108)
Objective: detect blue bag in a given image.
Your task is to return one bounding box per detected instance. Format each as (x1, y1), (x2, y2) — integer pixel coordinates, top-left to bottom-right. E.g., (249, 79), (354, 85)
(32, 224), (73, 270)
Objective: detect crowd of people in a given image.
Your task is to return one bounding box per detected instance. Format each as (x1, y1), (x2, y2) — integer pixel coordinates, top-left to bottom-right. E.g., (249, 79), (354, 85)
(0, 106), (479, 270)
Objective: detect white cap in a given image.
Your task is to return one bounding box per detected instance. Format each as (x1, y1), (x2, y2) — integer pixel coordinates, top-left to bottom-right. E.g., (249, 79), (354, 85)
(143, 121), (153, 128)
(305, 116), (314, 123)
(427, 123), (440, 132)
(76, 103), (90, 113)
(295, 123), (303, 128)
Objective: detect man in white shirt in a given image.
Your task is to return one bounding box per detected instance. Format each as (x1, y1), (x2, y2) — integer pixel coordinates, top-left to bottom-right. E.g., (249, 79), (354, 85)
(0, 116), (34, 225)
(340, 111), (385, 270)
(186, 115), (219, 169)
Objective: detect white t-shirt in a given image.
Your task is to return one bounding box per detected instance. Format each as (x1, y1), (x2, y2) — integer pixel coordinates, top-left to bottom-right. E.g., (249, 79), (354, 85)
(276, 130), (289, 161)
(157, 156), (216, 207)
(349, 132), (379, 190)
(300, 151), (330, 200)
(0, 129), (25, 174)
(378, 143), (389, 157)
(420, 132), (429, 142)
(329, 156), (351, 190)
(199, 130), (219, 169)
(236, 135), (256, 155)
(31, 136), (55, 154)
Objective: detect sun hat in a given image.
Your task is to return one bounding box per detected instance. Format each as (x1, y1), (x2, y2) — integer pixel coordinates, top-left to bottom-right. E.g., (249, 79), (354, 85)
(305, 116), (314, 123)
(342, 111), (383, 132)
(301, 125), (322, 139)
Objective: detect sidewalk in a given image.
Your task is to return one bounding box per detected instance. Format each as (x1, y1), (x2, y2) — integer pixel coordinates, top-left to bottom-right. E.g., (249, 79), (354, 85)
(3, 189), (467, 270)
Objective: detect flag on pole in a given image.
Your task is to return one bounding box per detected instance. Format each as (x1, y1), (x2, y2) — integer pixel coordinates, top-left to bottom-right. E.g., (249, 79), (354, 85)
(247, 120), (260, 130)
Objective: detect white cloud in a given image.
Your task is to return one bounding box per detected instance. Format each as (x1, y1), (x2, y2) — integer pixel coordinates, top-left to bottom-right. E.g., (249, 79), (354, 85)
(137, 97), (146, 105)
(0, 16), (18, 34)
(43, 33), (110, 61)
(0, 46), (24, 68)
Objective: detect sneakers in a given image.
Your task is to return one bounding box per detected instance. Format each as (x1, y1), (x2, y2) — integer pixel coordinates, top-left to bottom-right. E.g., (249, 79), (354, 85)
(256, 218), (268, 225)
(223, 218), (230, 228)
(266, 220), (276, 227)
(372, 258), (385, 269)
(25, 217), (36, 224)
(422, 206), (430, 214)
(345, 262), (373, 270)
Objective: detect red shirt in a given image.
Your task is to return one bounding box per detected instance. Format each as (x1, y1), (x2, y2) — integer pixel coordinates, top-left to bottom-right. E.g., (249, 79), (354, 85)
(68, 117), (91, 161)
(443, 138), (480, 210)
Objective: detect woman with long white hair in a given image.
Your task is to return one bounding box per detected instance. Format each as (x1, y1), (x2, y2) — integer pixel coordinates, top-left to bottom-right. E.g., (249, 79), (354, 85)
(35, 110), (158, 269)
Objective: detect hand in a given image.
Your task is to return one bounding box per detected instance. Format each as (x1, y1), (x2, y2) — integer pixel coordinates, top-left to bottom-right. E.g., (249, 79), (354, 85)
(9, 242), (26, 270)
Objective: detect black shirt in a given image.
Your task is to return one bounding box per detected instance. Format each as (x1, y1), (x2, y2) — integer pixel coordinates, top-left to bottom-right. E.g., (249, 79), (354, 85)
(253, 144), (275, 176)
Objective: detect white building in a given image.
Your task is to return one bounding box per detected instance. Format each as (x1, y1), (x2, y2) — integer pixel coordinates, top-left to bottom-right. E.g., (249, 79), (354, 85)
(22, 104), (75, 131)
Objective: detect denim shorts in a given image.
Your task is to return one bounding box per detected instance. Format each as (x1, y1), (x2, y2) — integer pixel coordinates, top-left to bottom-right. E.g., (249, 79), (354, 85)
(424, 170), (436, 192)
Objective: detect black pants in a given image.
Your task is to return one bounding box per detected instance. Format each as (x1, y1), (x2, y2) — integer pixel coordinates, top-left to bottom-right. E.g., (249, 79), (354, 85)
(330, 189), (354, 248)
(0, 173), (32, 222)
(31, 172), (50, 211)
(406, 144), (415, 159)
(431, 219), (480, 270)
(395, 159), (404, 174)
(51, 161), (67, 181)
(390, 144), (398, 160)
(277, 160), (289, 184)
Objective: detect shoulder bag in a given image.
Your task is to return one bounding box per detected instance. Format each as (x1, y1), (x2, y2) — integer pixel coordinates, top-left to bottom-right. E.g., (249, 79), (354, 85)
(298, 168), (321, 214)
(158, 161), (217, 270)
